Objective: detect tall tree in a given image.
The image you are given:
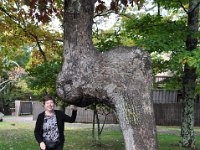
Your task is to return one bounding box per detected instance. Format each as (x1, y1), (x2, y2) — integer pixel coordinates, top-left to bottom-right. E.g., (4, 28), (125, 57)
(122, 0), (200, 148)
(56, 0), (157, 150)
(181, 0), (199, 148)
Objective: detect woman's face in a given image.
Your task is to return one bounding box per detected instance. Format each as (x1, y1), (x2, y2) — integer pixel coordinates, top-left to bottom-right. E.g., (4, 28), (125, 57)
(44, 99), (55, 112)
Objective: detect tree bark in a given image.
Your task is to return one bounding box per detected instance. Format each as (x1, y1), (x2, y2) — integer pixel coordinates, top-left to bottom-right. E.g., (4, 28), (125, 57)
(181, 65), (196, 148)
(57, 0), (157, 149)
(180, 0), (199, 148)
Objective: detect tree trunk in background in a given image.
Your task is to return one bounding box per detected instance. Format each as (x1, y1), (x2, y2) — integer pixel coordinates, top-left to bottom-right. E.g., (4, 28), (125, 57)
(57, 0), (157, 149)
(181, 65), (196, 148)
(180, 0), (199, 148)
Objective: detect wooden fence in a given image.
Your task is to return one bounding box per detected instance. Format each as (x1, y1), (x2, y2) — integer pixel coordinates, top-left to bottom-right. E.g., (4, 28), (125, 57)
(32, 101), (118, 124)
(65, 107), (118, 124)
(20, 89), (200, 126)
(32, 101), (59, 120)
(15, 100), (33, 116)
(152, 89), (179, 103)
(154, 103), (200, 126)
(152, 90), (200, 125)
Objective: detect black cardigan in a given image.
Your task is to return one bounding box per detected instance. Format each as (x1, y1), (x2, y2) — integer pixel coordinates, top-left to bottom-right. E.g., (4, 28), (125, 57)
(34, 110), (77, 144)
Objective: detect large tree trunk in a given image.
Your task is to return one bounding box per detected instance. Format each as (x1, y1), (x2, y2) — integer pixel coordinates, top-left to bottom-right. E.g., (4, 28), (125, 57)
(56, 0), (157, 149)
(180, 0), (199, 148)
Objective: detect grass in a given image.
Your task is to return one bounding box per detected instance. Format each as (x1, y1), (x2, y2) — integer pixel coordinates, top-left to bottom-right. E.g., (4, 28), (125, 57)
(0, 122), (200, 150)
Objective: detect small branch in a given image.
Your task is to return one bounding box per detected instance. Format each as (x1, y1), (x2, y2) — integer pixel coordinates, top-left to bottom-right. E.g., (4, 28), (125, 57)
(0, 6), (11, 17)
(34, 36), (47, 62)
(119, 13), (132, 19)
(177, 0), (188, 13)
(95, 109), (101, 144)
(92, 105), (96, 142)
(0, 6), (48, 62)
(38, 39), (63, 43)
(143, 4), (156, 12)
(177, 0), (200, 14)
(0, 83), (9, 92)
(94, 9), (113, 18)
(188, 2), (200, 14)
(0, 80), (10, 87)
(157, 1), (160, 16)
(100, 113), (109, 134)
(0, 6), (19, 24)
(9, 60), (20, 67)
(0, 79), (16, 92)
(55, 39), (63, 42)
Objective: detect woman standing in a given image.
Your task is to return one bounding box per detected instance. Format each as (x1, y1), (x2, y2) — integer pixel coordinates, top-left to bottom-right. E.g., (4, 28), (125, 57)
(34, 95), (77, 150)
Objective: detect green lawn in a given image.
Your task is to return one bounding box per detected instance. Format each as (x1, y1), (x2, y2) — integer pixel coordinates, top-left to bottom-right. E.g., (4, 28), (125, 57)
(0, 122), (200, 150)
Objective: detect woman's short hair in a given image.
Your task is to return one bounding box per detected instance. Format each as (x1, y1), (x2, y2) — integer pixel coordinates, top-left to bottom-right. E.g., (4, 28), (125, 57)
(43, 95), (55, 104)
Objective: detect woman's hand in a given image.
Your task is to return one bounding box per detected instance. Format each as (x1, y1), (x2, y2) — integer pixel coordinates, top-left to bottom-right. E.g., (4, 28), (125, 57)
(40, 142), (46, 150)
(70, 105), (77, 111)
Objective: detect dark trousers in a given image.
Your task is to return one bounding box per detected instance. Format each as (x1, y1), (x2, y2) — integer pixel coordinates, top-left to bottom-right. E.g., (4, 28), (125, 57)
(41, 143), (63, 150)
(47, 144), (63, 150)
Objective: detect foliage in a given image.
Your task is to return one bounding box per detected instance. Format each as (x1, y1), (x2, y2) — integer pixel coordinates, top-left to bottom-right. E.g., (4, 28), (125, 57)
(0, 46), (31, 113)
(0, 0), (63, 102)
(2, 80), (28, 100)
(155, 0), (189, 10)
(26, 61), (61, 96)
(93, 28), (123, 52)
(122, 12), (200, 91)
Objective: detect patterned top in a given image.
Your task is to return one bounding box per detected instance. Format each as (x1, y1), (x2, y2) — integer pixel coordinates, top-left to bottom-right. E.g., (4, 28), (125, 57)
(43, 114), (59, 142)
